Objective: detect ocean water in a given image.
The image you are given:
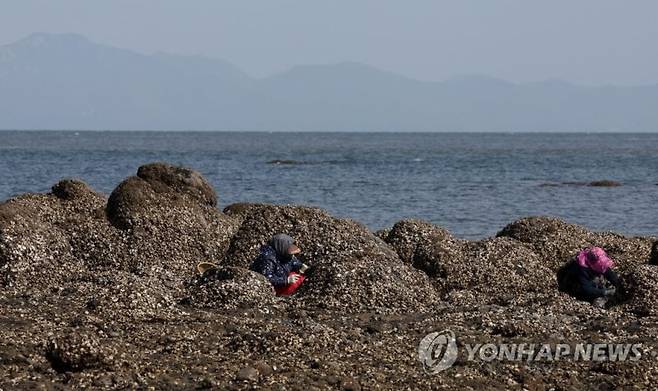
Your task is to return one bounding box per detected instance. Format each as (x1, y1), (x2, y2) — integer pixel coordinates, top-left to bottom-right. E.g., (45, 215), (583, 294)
(0, 131), (657, 239)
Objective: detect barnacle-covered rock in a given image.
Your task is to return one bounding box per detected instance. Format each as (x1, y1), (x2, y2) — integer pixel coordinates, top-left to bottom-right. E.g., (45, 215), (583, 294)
(497, 216), (653, 273)
(374, 228), (390, 241)
(650, 241), (658, 265)
(623, 264), (658, 316)
(184, 266), (275, 310)
(106, 162), (223, 230)
(0, 194), (79, 290)
(106, 163), (239, 278)
(382, 219), (463, 277)
(73, 270), (181, 322)
(496, 216), (594, 270)
(444, 237), (554, 304)
(51, 178), (97, 201)
(223, 204), (439, 313)
(136, 162), (217, 207)
(223, 202), (269, 223)
(0, 179), (123, 291)
(45, 332), (106, 372)
(2, 162), (238, 298)
(383, 219), (552, 305)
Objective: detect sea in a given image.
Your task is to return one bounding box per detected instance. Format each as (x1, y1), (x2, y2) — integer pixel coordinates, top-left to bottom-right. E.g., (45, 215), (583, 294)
(1, 131), (657, 239)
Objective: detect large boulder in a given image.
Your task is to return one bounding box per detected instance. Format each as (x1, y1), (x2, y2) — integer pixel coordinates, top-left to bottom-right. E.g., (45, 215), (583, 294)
(0, 182), (133, 292)
(221, 204), (439, 313)
(0, 194), (80, 290)
(382, 219), (463, 277)
(106, 163), (239, 279)
(497, 216), (653, 273)
(496, 216), (594, 271)
(107, 162), (219, 230)
(383, 219), (553, 305)
(447, 237), (555, 305)
(136, 162), (217, 207)
(51, 179), (98, 202)
(52, 179), (131, 272)
(2, 163), (238, 305)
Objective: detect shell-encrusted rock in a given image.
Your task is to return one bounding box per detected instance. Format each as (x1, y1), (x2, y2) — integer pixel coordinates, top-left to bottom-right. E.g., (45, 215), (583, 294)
(497, 216), (654, 273)
(45, 332), (106, 372)
(623, 264), (658, 316)
(184, 267), (275, 310)
(223, 204), (439, 313)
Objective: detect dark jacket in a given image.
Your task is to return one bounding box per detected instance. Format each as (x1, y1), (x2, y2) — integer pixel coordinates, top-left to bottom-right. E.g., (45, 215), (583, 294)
(576, 266), (621, 300)
(250, 245), (303, 287)
(559, 260), (621, 301)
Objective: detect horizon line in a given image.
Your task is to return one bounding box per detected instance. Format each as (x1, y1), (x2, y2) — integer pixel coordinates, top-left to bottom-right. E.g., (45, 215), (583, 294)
(1, 129), (657, 134)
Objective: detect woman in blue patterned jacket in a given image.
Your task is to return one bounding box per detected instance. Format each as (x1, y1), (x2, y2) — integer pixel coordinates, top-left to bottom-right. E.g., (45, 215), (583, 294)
(250, 234), (310, 295)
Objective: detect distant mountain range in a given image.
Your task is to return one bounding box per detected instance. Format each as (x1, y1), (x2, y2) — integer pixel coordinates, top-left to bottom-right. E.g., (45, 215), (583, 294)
(1, 33), (657, 131)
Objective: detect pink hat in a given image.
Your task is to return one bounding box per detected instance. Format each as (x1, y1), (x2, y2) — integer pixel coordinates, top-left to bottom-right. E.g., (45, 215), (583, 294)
(576, 246), (614, 274)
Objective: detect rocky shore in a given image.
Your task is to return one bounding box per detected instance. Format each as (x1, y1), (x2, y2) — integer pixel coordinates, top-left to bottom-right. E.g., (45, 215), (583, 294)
(1, 162), (657, 390)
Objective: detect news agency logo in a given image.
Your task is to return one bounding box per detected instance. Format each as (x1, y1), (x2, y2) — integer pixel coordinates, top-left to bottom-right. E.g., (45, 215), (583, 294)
(418, 330), (643, 374)
(417, 329), (458, 374)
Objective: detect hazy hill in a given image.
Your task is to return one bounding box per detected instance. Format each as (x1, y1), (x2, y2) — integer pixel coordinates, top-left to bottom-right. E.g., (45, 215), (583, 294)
(1, 33), (657, 131)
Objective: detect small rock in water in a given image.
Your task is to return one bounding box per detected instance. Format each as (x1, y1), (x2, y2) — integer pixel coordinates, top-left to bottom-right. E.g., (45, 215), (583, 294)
(588, 180), (622, 187)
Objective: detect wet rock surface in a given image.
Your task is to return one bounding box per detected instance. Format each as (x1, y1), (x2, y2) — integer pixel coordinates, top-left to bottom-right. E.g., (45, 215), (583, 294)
(1, 163), (658, 389)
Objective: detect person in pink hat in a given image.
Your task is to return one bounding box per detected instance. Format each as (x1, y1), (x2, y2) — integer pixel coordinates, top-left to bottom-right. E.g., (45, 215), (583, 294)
(565, 246), (623, 308)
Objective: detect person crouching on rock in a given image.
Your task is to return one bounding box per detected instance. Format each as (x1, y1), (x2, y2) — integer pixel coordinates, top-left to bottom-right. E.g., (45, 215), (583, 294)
(250, 234), (310, 296)
(566, 246), (623, 308)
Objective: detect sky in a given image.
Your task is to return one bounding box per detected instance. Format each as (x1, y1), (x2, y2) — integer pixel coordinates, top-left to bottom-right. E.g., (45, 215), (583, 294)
(1, 0), (657, 85)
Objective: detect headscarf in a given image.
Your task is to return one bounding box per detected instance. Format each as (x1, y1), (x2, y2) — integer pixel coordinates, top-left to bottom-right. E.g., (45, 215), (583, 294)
(269, 234), (295, 260)
(576, 246), (614, 274)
